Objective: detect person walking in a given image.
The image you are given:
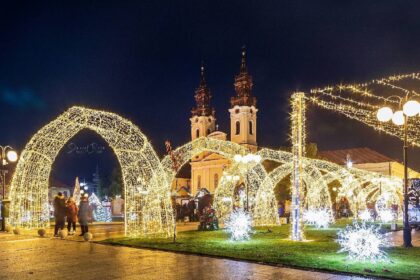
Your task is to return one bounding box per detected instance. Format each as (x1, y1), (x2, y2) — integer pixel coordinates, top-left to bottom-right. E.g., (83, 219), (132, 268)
(66, 197), (78, 235)
(78, 194), (90, 236)
(53, 192), (66, 237)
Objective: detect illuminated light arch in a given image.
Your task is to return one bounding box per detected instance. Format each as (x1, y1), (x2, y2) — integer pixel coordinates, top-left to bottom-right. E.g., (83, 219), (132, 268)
(161, 137), (248, 180)
(161, 137), (276, 225)
(254, 148), (401, 225)
(9, 106), (174, 237)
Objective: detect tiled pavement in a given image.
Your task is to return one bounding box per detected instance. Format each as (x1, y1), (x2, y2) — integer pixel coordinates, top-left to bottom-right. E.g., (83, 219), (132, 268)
(0, 235), (370, 280)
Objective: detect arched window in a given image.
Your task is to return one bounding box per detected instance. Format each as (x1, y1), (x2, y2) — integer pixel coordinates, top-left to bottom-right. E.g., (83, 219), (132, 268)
(197, 175), (201, 189)
(249, 121), (253, 135)
(207, 128), (211, 135)
(235, 121), (240, 135)
(196, 129), (199, 138)
(214, 174), (219, 188)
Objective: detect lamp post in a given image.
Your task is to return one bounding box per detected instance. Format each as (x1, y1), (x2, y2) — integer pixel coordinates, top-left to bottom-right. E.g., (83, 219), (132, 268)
(376, 97), (420, 248)
(233, 153), (261, 211)
(0, 145), (18, 231)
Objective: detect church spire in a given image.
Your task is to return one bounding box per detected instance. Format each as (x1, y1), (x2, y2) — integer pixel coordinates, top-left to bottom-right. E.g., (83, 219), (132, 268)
(240, 45), (247, 74)
(231, 47), (256, 107)
(192, 63), (215, 117)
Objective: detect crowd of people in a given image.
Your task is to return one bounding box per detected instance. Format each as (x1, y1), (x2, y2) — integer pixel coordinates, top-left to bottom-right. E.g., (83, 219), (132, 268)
(53, 192), (91, 237)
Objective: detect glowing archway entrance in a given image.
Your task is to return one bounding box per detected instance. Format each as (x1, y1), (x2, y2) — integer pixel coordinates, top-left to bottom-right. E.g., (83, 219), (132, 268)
(9, 106), (174, 237)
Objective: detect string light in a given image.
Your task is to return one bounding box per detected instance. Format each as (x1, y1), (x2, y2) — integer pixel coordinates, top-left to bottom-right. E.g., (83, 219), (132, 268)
(290, 92), (306, 241)
(337, 221), (392, 263)
(225, 208), (253, 241)
(309, 72), (420, 147)
(303, 208), (332, 229)
(8, 106), (174, 237)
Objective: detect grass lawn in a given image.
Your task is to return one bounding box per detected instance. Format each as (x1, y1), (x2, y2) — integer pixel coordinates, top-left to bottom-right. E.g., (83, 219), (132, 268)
(101, 220), (420, 279)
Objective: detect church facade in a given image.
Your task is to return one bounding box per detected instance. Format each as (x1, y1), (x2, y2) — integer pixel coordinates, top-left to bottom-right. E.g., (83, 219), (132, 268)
(189, 49), (258, 196)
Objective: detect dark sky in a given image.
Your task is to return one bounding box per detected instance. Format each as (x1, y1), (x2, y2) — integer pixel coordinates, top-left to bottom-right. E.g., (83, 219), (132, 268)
(1, 1), (419, 185)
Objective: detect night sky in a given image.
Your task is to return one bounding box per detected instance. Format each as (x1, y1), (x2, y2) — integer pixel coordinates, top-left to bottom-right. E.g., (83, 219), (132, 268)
(1, 1), (419, 185)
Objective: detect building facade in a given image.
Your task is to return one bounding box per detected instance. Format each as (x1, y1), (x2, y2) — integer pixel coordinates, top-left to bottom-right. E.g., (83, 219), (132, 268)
(190, 49), (258, 195)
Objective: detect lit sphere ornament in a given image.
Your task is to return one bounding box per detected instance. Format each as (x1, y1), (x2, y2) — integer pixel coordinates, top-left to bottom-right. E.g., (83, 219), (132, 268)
(83, 232), (93, 241)
(58, 229), (68, 239)
(337, 222), (392, 262)
(403, 100), (420, 117)
(376, 107), (393, 122)
(391, 110), (405, 126)
(378, 209), (395, 223)
(225, 208), (253, 241)
(38, 228), (46, 237)
(303, 208), (332, 229)
(13, 227), (21, 235)
(5, 225), (12, 233)
(359, 209), (373, 222)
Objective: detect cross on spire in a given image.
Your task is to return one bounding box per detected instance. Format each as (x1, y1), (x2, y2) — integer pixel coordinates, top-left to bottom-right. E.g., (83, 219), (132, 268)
(240, 45), (247, 73)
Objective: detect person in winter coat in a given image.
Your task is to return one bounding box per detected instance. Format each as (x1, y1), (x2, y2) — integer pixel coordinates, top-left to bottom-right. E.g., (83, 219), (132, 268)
(53, 192), (67, 237)
(66, 197), (78, 235)
(78, 194), (90, 236)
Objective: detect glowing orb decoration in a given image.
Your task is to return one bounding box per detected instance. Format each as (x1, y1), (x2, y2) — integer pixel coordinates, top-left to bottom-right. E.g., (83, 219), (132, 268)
(392, 110), (405, 126)
(225, 208), (253, 241)
(337, 222), (392, 262)
(377, 107), (393, 122)
(303, 208), (332, 229)
(403, 100), (420, 117)
(359, 209), (373, 222)
(378, 209), (395, 223)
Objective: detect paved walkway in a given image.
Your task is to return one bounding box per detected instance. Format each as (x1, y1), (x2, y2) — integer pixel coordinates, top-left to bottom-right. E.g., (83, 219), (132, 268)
(0, 236), (369, 280)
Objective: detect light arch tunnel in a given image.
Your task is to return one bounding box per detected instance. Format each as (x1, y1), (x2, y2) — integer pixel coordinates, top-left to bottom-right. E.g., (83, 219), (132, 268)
(162, 138), (402, 226)
(9, 107), (402, 237)
(9, 106), (174, 237)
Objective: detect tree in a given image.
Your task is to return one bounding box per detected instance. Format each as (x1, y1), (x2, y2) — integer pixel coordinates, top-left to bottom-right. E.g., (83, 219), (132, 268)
(109, 167), (123, 198)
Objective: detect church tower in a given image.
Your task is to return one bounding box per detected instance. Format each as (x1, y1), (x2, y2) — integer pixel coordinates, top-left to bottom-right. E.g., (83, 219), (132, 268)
(190, 64), (216, 140)
(229, 47), (258, 152)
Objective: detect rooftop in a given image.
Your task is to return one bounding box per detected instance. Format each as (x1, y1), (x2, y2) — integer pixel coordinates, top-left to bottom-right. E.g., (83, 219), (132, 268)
(318, 147), (394, 165)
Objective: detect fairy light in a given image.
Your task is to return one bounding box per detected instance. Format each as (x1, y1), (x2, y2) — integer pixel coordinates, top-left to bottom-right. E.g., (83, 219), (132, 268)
(225, 208), (253, 241)
(8, 106), (174, 237)
(303, 208), (332, 229)
(337, 221), (392, 262)
(309, 72), (420, 147)
(359, 209), (374, 222)
(290, 92), (306, 241)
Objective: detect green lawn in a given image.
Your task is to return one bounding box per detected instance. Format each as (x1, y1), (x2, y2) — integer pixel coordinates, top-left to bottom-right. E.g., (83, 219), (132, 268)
(101, 221), (420, 279)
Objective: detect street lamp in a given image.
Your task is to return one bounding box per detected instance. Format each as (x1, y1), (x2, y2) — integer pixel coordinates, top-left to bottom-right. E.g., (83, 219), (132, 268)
(377, 97), (420, 248)
(233, 153), (261, 211)
(0, 145), (18, 231)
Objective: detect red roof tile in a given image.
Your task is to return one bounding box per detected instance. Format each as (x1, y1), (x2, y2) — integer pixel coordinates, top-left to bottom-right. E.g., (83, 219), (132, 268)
(318, 147), (394, 165)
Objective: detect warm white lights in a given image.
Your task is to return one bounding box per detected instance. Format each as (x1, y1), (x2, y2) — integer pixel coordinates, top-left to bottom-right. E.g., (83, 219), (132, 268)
(403, 100), (420, 117)
(8, 106), (174, 237)
(376, 107), (393, 122)
(391, 110), (405, 126)
(337, 222), (392, 262)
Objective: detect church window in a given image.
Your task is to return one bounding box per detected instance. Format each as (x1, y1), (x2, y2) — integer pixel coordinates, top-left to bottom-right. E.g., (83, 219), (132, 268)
(196, 129), (199, 138)
(249, 121), (253, 135)
(214, 174), (219, 188)
(208, 117), (211, 122)
(235, 109), (239, 114)
(207, 128), (211, 135)
(197, 175), (201, 189)
(235, 121), (240, 135)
